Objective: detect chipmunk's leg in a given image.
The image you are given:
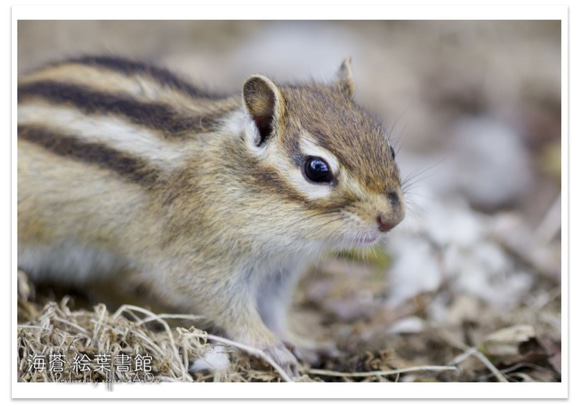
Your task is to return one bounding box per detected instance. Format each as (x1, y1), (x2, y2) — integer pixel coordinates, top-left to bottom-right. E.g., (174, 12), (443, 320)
(256, 269), (299, 340)
(257, 267), (340, 365)
(161, 264), (299, 377)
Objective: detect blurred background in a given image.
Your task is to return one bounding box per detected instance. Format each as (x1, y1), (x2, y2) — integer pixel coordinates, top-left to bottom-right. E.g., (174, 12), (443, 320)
(17, 21), (562, 381)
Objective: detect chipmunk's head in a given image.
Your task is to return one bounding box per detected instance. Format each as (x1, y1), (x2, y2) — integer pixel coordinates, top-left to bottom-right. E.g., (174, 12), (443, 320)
(240, 58), (405, 249)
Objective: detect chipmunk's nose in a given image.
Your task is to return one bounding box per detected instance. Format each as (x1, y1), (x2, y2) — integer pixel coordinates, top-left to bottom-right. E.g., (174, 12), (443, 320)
(376, 213), (397, 233)
(376, 191), (405, 233)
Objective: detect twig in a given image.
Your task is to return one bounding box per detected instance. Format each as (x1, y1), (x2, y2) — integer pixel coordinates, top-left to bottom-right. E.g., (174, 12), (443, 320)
(449, 347), (508, 383)
(17, 325), (51, 330)
(472, 351), (508, 383)
(134, 313), (206, 326)
(51, 316), (89, 334)
(308, 365), (458, 378)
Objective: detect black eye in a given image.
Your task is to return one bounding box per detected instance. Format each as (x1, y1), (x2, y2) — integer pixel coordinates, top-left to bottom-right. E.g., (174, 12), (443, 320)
(390, 145), (395, 160)
(303, 156), (333, 184)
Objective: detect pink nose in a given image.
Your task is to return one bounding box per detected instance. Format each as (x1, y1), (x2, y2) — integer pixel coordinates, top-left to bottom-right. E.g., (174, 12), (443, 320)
(376, 214), (395, 233)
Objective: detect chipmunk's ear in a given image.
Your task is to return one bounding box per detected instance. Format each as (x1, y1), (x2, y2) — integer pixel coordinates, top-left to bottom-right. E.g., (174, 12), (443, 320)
(336, 57), (355, 98)
(243, 75), (285, 147)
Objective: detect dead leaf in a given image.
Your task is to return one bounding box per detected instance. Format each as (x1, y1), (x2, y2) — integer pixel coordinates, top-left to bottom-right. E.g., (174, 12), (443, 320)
(482, 325), (536, 357)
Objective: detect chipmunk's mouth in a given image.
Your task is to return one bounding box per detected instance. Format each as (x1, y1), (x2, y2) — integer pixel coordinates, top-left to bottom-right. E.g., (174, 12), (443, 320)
(337, 232), (382, 248)
(357, 234), (381, 246)
(329, 229), (384, 249)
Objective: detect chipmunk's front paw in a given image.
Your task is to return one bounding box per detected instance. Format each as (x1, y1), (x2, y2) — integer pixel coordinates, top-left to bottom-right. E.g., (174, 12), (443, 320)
(261, 342), (300, 378)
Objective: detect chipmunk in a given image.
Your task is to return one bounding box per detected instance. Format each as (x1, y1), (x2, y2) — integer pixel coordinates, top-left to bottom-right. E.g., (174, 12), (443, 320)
(17, 55), (405, 377)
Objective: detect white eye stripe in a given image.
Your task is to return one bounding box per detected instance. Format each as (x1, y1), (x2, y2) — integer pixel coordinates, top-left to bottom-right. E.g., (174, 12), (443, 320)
(288, 171), (333, 199)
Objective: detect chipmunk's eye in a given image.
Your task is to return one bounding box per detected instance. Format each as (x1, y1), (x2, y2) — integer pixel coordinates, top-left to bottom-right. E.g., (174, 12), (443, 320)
(303, 156), (333, 184)
(390, 145), (396, 160)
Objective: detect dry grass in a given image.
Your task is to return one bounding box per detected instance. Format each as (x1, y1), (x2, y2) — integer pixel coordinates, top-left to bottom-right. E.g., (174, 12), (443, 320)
(18, 280), (291, 383)
(17, 288), (456, 383)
